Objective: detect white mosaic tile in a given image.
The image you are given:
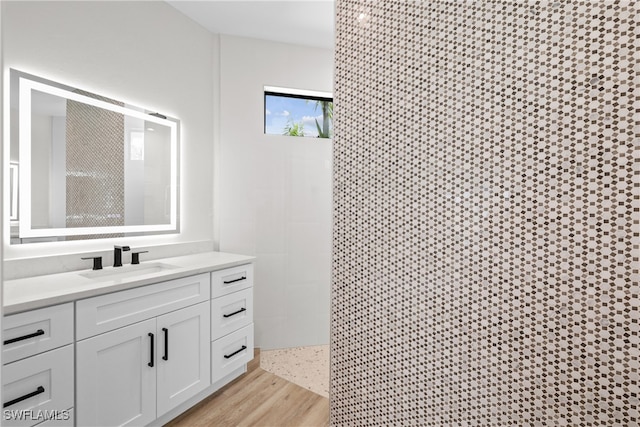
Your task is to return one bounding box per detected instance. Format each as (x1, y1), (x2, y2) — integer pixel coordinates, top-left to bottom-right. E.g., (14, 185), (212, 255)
(332, 1), (639, 425)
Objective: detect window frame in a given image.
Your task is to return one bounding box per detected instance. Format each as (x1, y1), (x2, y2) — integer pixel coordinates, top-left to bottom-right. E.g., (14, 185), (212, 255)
(263, 86), (333, 137)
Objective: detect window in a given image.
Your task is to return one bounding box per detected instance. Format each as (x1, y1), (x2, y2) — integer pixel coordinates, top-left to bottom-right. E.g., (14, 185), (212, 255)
(264, 86), (333, 138)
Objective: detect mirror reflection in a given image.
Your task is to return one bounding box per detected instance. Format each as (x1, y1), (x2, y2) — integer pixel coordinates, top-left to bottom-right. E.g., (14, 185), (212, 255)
(9, 70), (179, 243)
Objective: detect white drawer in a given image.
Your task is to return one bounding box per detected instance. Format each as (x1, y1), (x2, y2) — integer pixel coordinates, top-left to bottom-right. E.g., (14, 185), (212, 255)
(211, 288), (253, 341)
(3, 304), (74, 364)
(211, 264), (253, 298)
(211, 323), (254, 384)
(2, 345), (74, 427)
(76, 273), (210, 340)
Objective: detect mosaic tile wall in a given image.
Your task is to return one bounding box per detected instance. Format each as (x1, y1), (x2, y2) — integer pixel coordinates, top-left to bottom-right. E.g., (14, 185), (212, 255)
(66, 94), (124, 235)
(331, 1), (639, 425)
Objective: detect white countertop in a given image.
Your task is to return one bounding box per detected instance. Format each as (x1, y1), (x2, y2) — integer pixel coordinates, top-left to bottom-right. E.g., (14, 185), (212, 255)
(4, 251), (255, 315)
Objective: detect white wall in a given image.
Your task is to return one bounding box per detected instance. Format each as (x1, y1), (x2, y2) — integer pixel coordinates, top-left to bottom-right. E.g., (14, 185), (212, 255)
(0, 0), (4, 399)
(218, 35), (333, 349)
(2, 1), (215, 261)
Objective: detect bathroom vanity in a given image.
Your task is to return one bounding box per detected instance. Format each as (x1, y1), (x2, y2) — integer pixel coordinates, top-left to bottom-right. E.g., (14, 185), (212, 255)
(2, 69), (254, 426)
(2, 252), (254, 426)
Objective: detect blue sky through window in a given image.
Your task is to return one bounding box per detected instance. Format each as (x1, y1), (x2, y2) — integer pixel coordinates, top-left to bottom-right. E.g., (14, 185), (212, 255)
(265, 94), (332, 138)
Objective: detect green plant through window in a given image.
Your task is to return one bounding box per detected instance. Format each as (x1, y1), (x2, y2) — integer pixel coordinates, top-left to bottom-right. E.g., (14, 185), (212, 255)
(264, 87), (333, 139)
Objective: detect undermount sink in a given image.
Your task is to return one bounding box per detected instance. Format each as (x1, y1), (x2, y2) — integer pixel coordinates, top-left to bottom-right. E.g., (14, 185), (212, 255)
(79, 262), (180, 281)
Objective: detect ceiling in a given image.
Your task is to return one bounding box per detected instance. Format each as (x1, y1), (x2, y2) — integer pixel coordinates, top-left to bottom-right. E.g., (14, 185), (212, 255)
(166, 1), (335, 49)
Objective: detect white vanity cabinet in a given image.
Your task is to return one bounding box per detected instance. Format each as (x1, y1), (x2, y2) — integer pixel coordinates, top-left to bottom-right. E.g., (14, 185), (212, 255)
(2, 253), (256, 427)
(2, 303), (75, 427)
(75, 274), (211, 427)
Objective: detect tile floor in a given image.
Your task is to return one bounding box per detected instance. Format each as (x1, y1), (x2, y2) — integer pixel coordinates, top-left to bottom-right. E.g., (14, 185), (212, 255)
(260, 344), (329, 398)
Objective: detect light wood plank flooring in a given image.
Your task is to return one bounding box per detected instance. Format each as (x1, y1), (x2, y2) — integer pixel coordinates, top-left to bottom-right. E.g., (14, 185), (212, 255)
(164, 350), (329, 427)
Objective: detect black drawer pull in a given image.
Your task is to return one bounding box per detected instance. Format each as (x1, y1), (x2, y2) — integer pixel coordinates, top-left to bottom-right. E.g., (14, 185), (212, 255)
(224, 345), (247, 359)
(162, 328), (169, 361)
(148, 333), (154, 367)
(223, 307), (246, 318)
(223, 276), (246, 285)
(4, 329), (45, 345)
(3, 386), (45, 408)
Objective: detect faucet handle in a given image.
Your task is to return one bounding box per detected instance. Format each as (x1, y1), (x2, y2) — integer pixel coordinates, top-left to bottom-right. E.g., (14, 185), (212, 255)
(81, 256), (103, 271)
(131, 251), (149, 265)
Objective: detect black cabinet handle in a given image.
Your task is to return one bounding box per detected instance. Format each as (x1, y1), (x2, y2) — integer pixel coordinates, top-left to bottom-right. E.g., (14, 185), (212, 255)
(224, 345), (247, 359)
(162, 328), (169, 361)
(4, 329), (45, 345)
(148, 333), (154, 367)
(3, 386), (45, 408)
(223, 307), (247, 318)
(223, 276), (246, 285)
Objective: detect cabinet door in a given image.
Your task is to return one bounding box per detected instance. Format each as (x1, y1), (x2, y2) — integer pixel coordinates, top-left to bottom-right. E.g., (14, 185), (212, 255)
(76, 319), (157, 427)
(156, 302), (210, 417)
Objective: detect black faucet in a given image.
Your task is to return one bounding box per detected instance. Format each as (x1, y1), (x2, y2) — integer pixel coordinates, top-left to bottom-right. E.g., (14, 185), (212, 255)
(113, 245), (130, 267)
(81, 256), (103, 270)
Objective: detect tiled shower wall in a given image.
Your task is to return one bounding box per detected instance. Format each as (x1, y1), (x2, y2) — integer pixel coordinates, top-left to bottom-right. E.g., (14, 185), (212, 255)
(332, 1), (639, 425)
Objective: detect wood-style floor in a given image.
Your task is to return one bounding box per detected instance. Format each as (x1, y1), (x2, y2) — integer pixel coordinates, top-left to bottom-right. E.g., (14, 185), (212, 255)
(164, 350), (330, 427)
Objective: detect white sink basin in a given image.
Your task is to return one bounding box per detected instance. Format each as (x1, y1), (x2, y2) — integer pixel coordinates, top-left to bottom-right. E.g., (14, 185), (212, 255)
(79, 262), (180, 282)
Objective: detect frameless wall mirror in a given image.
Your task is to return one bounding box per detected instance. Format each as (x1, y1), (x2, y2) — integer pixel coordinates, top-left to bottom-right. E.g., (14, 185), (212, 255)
(8, 69), (180, 244)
